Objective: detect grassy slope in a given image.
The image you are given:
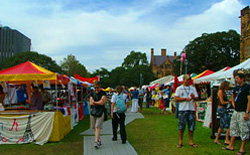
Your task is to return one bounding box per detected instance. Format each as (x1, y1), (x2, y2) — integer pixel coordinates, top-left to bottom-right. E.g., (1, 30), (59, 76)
(127, 108), (250, 155)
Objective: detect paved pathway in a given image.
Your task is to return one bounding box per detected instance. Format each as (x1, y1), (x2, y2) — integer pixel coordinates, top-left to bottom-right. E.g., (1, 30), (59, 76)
(81, 111), (144, 155)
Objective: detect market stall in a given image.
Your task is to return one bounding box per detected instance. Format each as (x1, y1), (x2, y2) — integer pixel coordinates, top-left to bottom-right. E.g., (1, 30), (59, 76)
(0, 61), (73, 144)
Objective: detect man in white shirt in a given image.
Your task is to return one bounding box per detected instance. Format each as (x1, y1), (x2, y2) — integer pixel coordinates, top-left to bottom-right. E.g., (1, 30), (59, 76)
(175, 74), (198, 148)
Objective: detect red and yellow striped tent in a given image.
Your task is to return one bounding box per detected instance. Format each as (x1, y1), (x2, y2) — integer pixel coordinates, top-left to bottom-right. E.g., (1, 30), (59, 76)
(0, 61), (57, 82)
(192, 69), (214, 80)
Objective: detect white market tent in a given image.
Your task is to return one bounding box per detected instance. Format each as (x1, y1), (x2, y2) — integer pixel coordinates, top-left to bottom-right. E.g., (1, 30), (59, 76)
(150, 75), (174, 86)
(194, 58), (250, 83)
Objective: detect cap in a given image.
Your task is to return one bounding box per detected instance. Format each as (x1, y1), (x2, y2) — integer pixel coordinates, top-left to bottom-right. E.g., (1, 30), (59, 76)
(183, 74), (191, 80)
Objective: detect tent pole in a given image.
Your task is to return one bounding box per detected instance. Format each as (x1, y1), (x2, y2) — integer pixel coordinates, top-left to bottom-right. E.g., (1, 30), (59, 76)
(81, 85), (83, 102)
(56, 80), (58, 111)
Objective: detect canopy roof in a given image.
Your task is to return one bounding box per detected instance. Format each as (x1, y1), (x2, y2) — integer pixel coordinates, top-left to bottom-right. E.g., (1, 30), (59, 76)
(149, 75), (174, 86)
(194, 66), (230, 84)
(104, 87), (113, 91)
(193, 58), (250, 84)
(192, 69), (214, 80)
(0, 61), (57, 81)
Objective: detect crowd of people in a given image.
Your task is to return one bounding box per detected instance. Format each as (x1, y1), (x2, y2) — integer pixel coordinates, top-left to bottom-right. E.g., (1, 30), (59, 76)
(88, 81), (174, 149)
(88, 72), (250, 155)
(174, 73), (250, 155)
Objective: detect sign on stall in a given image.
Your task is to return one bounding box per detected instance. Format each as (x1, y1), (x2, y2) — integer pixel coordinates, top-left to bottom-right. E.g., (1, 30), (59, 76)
(0, 112), (54, 145)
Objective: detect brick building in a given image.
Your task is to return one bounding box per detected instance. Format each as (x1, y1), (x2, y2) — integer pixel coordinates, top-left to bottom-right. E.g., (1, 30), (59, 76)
(150, 48), (177, 78)
(240, 6), (250, 62)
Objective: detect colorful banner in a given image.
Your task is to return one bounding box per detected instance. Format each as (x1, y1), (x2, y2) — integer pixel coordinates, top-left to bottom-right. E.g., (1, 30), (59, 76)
(196, 101), (208, 122)
(74, 74), (99, 84)
(0, 112), (54, 145)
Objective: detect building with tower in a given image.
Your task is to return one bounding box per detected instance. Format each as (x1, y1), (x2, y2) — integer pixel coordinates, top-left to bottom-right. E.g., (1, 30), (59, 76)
(150, 48), (177, 78)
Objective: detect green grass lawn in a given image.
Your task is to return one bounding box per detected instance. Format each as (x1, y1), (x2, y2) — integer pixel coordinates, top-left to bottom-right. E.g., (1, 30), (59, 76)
(127, 108), (250, 155)
(0, 108), (249, 155)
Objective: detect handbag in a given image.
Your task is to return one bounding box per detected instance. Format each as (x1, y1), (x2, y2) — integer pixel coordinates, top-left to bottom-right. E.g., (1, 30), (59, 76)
(90, 105), (104, 117)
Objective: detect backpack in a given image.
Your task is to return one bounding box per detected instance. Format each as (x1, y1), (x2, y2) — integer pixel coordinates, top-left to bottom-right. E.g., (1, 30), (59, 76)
(115, 93), (127, 113)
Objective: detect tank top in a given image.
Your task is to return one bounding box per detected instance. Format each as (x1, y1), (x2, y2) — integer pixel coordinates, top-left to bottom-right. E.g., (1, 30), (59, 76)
(218, 91), (228, 108)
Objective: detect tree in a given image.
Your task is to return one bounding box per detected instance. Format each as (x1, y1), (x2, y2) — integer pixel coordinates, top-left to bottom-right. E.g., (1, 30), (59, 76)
(183, 30), (240, 73)
(122, 51), (148, 69)
(0, 51), (62, 73)
(60, 54), (90, 77)
(91, 67), (110, 88)
(108, 66), (126, 87)
(106, 51), (155, 87)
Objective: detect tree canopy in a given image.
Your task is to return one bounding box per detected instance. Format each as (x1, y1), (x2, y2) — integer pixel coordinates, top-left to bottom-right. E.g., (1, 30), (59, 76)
(122, 51), (148, 69)
(181, 30), (240, 74)
(60, 54), (90, 77)
(93, 51), (155, 88)
(0, 51), (62, 73)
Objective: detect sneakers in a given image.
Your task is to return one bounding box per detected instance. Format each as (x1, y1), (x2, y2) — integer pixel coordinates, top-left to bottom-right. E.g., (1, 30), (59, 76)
(97, 141), (101, 146)
(122, 140), (126, 144)
(94, 141), (101, 148)
(94, 142), (98, 149)
(112, 137), (117, 141)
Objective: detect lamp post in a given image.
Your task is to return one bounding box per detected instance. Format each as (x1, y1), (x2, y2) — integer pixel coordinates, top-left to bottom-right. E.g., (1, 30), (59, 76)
(140, 73), (143, 85)
(184, 59), (188, 74)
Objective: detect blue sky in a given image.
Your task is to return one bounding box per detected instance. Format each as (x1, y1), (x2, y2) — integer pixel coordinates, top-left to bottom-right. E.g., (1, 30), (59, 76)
(0, 0), (248, 72)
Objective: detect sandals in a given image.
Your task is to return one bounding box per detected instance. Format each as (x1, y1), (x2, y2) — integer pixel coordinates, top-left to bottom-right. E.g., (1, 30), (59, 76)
(177, 144), (183, 148)
(214, 141), (221, 145)
(222, 147), (234, 151)
(189, 144), (198, 148)
(236, 151), (247, 155)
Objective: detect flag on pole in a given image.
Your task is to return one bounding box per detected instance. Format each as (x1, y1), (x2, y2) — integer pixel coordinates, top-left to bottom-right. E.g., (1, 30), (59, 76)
(74, 74), (99, 84)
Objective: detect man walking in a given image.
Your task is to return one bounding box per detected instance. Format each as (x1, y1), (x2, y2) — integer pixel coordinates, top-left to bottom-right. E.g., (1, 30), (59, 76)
(223, 73), (250, 155)
(175, 75), (198, 148)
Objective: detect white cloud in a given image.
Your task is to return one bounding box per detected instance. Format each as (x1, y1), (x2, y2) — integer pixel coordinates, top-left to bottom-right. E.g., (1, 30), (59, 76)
(0, 0), (245, 73)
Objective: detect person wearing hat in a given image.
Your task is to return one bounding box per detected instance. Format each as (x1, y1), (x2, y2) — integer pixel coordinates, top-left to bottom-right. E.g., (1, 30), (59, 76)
(175, 74), (199, 148)
(223, 73), (250, 155)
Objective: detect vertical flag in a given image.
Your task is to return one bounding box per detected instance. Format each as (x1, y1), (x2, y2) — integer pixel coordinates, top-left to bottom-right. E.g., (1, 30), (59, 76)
(173, 74), (179, 93)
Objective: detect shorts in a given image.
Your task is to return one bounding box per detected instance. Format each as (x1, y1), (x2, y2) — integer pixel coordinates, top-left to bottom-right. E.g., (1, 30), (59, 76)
(230, 111), (250, 140)
(90, 113), (104, 129)
(164, 99), (170, 108)
(138, 98), (143, 108)
(178, 111), (196, 132)
(217, 107), (231, 129)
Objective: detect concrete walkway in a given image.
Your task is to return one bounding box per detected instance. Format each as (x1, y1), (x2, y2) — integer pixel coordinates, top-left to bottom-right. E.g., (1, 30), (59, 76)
(81, 111), (144, 155)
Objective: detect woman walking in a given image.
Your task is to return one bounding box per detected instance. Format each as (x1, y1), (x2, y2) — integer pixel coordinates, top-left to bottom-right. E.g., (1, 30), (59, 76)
(111, 85), (129, 144)
(89, 82), (107, 148)
(214, 81), (231, 145)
